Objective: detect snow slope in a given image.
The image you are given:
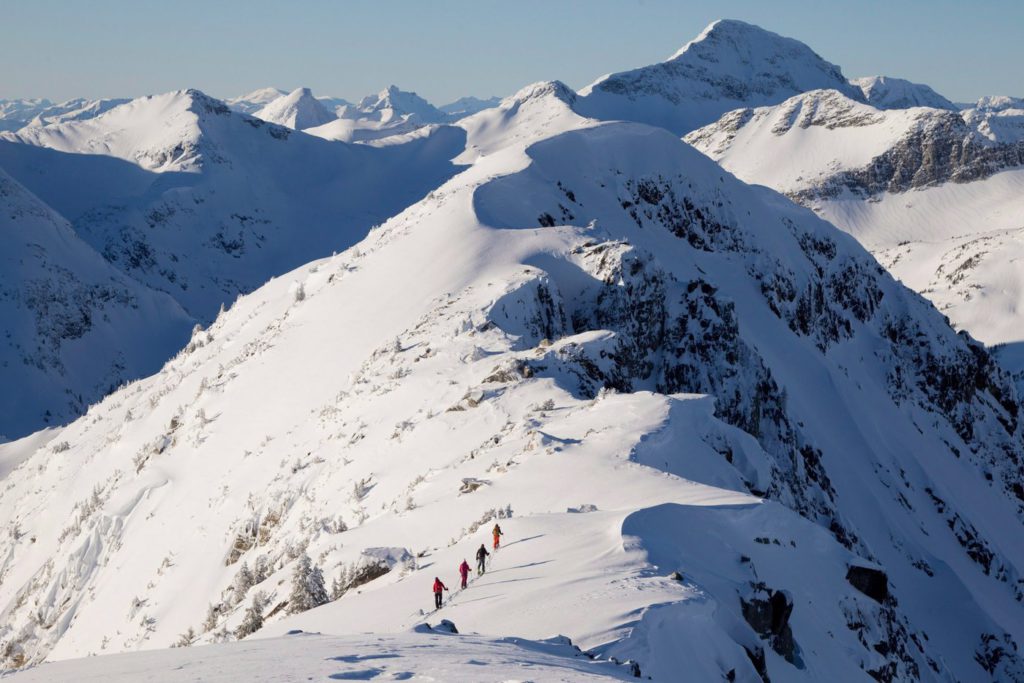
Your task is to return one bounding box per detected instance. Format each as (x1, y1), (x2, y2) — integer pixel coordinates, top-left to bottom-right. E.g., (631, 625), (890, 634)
(0, 167), (192, 439)
(576, 19), (862, 135)
(253, 88), (338, 130)
(1, 84), (1023, 681)
(851, 76), (957, 111)
(0, 89), (467, 321)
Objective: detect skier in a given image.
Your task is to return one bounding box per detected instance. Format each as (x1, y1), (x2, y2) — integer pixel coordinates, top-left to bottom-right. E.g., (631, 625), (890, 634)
(432, 577), (448, 609)
(476, 543), (490, 575)
(492, 523), (503, 550)
(458, 559), (471, 589)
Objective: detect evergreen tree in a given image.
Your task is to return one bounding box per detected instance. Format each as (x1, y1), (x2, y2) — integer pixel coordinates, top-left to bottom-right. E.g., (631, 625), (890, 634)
(234, 591), (266, 639)
(202, 603), (221, 632)
(288, 553), (328, 614)
(232, 561), (255, 605)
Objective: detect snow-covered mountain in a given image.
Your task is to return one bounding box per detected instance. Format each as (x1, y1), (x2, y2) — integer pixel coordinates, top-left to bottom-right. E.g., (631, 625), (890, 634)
(224, 88), (286, 115)
(439, 95), (502, 119)
(0, 99), (54, 132)
(0, 98), (128, 133)
(306, 85), (450, 143)
(851, 76), (957, 111)
(0, 167), (192, 440)
(252, 87), (338, 130)
(2, 80), (1023, 682)
(685, 85), (1024, 374)
(575, 19), (863, 135)
(0, 89), (466, 322)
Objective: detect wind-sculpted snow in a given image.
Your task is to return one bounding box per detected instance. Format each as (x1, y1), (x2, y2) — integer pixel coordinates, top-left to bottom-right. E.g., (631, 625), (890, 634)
(2, 84), (1024, 681)
(576, 19), (861, 135)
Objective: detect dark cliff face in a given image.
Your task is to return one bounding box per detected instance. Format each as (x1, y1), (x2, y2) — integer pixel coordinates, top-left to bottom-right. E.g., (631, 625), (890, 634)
(791, 111), (1024, 200)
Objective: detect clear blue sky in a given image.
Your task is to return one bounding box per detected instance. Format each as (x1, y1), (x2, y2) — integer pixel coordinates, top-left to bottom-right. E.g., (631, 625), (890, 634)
(2, 0), (1020, 105)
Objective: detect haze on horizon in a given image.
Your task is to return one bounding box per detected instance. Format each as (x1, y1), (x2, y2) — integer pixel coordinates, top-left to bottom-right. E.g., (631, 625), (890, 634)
(2, 0), (1021, 106)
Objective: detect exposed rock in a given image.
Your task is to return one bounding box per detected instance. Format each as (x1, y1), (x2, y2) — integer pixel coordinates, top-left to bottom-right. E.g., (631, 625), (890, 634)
(846, 565), (889, 604)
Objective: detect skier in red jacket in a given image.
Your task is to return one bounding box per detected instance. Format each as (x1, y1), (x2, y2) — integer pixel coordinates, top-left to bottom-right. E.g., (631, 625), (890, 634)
(458, 559), (471, 589)
(432, 577), (448, 609)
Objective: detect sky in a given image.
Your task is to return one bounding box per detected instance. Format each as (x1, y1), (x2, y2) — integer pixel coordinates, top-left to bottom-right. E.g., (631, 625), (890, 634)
(1, 0), (1020, 105)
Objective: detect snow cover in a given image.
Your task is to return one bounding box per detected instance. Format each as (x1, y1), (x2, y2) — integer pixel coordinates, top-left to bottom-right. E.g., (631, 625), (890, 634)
(0, 89), (466, 437)
(253, 87), (338, 130)
(0, 167), (192, 439)
(576, 19), (862, 135)
(851, 76), (957, 111)
(224, 88), (286, 115)
(439, 95), (502, 119)
(0, 89), (467, 321)
(306, 86), (451, 143)
(3, 18), (1024, 682)
(686, 84), (1024, 360)
(1, 78), (1023, 682)
(8, 630), (638, 682)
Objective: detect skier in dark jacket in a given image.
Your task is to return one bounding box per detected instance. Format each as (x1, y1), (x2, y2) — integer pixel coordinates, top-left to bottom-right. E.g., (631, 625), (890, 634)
(458, 559), (471, 589)
(432, 577), (448, 609)
(476, 544), (490, 575)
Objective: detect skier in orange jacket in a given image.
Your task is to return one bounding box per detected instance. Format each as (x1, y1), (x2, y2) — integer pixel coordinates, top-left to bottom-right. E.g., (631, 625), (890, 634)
(492, 523), (503, 549)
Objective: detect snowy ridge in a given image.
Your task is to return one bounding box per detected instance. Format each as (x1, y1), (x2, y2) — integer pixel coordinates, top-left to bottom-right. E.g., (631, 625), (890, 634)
(851, 76), (957, 111)
(576, 19), (862, 135)
(1, 83), (1023, 680)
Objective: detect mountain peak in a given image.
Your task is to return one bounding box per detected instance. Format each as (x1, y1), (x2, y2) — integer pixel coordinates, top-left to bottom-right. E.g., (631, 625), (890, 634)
(354, 86), (447, 124)
(254, 87), (336, 130)
(576, 19), (861, 135)
(507, 80), (577, 107)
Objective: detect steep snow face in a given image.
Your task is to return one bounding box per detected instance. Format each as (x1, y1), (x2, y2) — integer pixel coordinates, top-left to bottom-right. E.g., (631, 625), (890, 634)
(224, 88), (286, 115)
(439, 95), (502, 119)
(0, 168), (192, 439)
(253, 88), (337, 130)
(0, 89), (467, 321)
(2, 96), (1023, 681)
(851, 76), (957, 111)
(576, 19), (861, 135)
